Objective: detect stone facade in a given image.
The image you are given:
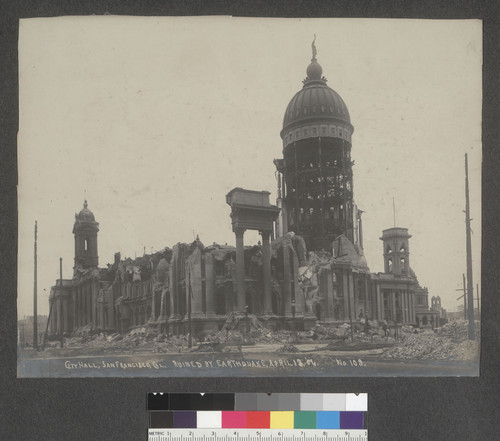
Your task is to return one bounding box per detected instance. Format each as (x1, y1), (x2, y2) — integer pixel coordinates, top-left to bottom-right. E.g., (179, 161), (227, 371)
(47, 43), (441, 339)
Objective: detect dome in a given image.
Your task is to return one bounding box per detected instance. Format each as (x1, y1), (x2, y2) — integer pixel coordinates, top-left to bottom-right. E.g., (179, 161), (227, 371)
(75, 200), (96, 223)
(282, 80), (351, 131)
(280, 39), (353, 147)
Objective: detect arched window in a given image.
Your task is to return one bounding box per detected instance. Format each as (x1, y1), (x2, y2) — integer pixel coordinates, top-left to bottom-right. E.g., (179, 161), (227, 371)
(400, 245), (405, 253)
(388, 258), (393, 272)
(84, 238), (89, 251)
(387, 246), (392, 254)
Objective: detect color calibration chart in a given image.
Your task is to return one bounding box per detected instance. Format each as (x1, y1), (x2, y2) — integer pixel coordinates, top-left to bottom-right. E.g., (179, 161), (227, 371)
(147, 393), (367, 441)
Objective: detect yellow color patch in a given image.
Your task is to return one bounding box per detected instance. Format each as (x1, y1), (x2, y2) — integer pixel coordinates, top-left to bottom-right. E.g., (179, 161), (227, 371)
(270, 411), (294, 429)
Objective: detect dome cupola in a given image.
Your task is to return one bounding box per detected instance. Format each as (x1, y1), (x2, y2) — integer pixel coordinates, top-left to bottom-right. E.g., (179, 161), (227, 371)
(281, 36), (353, 149)
(75, 200), (96, 223)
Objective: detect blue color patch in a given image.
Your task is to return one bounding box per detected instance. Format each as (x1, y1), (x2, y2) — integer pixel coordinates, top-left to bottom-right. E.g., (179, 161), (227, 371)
(316, 411), (340, 429)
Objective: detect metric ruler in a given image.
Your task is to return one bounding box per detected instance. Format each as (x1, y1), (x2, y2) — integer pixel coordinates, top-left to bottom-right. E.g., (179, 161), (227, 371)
(148, 429), (368, 441)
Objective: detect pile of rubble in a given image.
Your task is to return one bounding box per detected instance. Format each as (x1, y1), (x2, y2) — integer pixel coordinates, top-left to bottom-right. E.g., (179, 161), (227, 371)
(276, 343), (299, 353)
(383, 323), (479, 361)
(384, 332), (455, 359)
(438, 320), (480, 340)
(63, 326), (183, 352)
(308, 323), (350, 340)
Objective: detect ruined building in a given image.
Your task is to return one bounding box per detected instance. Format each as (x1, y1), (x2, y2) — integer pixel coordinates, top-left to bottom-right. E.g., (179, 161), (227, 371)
(48, 42), (441, 339)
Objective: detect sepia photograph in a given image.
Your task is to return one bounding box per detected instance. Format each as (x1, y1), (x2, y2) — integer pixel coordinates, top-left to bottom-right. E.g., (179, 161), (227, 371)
(17, 16), (482, 377)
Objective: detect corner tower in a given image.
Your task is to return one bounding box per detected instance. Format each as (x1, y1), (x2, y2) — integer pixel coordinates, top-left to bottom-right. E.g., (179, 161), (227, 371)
(274, 38), (357, 251)
(73, 200), (99, 269)
(380, 227), (411, 275)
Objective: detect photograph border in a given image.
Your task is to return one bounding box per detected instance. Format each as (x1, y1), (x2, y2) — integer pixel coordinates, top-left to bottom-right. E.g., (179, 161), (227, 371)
(1, 1), (499, 440)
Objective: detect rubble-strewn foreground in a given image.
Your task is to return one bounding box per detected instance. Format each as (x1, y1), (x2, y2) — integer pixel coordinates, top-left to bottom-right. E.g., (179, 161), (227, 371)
(42, 317), (479, 362)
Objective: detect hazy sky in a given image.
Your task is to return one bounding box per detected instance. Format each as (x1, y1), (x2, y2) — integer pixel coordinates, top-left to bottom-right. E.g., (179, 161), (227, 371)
(18, 17), (482, 317)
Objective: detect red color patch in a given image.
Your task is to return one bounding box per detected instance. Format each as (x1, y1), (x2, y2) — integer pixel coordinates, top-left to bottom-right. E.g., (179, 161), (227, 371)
(246, 411), (270, 428)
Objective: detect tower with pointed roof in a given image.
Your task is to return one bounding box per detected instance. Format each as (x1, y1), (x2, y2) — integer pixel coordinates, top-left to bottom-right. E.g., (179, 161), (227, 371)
(274, 38), (359, 251)
(73, 200), (99, 270)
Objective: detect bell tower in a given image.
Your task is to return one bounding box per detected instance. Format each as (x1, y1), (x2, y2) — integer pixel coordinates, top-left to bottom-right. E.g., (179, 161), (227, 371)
(73, 200), (99, 269)
(380, 227), (411, 275)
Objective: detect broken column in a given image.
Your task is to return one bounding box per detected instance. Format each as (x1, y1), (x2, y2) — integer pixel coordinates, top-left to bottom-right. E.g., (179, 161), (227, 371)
(187, 246), (204, 317)
(204, 253), (215, 317)
(234, 227), (246, 312)
(260, 230), (273, 314)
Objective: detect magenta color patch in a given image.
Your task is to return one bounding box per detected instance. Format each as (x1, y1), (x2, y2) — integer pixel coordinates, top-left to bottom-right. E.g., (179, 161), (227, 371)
(222, 411), (247, 428)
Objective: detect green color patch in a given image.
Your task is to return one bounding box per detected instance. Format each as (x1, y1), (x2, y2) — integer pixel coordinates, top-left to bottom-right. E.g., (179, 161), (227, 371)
(294, 411), (316, 429)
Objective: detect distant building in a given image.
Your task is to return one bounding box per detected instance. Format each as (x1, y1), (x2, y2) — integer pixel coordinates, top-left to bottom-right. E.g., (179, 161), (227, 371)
(48, 42), (440, 338)
(18, 315), (48, 346)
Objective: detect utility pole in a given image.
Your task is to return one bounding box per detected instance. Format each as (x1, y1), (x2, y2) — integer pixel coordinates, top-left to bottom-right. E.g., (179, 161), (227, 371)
(59, 257), (64, 348)
(33, 221), (38, 350)
(476, 283), (480, 319)
(465, 154), (475, 340)
(463, 273), (467, 320)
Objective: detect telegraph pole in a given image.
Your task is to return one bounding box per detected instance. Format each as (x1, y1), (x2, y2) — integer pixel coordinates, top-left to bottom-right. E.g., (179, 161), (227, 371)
(476, 283), (480, 319)
(465, 154), (475, 340)
(33, 221), (38, 350)
(60, 257), (64, 348)
(463, 274), (467, 320)
(455, 273), (467, 320)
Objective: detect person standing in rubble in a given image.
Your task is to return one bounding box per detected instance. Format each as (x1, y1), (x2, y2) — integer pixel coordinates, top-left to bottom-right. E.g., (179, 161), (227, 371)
(364, 316), (370, 334)
(382, 320), (389, 339)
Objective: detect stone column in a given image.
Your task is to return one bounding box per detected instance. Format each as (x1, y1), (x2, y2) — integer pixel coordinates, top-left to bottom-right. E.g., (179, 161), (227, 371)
(56, 298), (61, 334)
(353, 273), (359, 320)
(50, 299), (55, 334)
(410, 291), (415, 323)
(89, 286), (93, 325)
(234, 227), (246, 312)
(169, 262), (176, 320)
(151, 288), (156, 321)
(189, 249), (204, 317)
(73, 292), (78, 328)
(293, 251), (303, 315)
(404, 292), (408, 323)
(82, 289), (85, 325)
(400, 291), (404, 323)
(349, 271), (356, 321)
(281, 174), (288, 236)
(260, 230), (273, 315)
(205, 253), (215, 316)
(91, 282), (96, 328)
(378, 285), (383, 320)
(79, 289), (83, 326)
(159, 287), (167, 319)
(326, 268), (334, 320)
(364, 276), (369, 318)
(342, 269), (349, 321)
(63, 298), (68, 333)
(391, 291), (396, 323)
(72, 291), (77, 330)
(283, 246), (292, 317)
